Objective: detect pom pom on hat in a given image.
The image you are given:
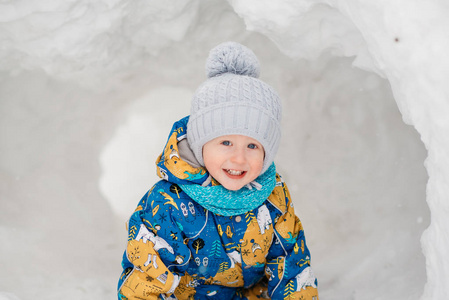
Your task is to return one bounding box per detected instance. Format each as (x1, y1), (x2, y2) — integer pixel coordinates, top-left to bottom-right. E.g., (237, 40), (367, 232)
(205, 41), (260, 78)
(187, 42), (282, 175)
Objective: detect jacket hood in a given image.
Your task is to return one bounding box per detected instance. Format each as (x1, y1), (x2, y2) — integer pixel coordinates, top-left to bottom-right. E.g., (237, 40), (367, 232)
(156, 116), (211, 187)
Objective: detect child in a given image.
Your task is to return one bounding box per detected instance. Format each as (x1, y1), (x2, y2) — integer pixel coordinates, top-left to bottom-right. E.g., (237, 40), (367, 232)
(117, 42), (319, 300)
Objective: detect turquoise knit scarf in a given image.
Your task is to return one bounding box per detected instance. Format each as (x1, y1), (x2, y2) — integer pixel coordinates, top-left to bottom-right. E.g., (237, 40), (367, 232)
(179, 163), (277, 216)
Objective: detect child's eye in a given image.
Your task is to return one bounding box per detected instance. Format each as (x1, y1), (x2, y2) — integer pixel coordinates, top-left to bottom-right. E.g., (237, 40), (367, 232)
(222, 141), (231, 146)
(248, 143), (258, 149)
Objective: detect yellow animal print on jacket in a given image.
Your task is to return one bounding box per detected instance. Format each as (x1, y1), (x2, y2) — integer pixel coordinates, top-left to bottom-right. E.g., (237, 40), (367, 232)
(156, 129), (206, 181)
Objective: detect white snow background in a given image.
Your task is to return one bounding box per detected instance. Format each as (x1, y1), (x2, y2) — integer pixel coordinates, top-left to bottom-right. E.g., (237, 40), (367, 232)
(1, 0), (448, 299)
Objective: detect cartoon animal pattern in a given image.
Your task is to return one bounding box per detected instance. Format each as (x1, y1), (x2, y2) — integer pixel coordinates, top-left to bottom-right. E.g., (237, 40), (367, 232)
(118, 117), (318, 300)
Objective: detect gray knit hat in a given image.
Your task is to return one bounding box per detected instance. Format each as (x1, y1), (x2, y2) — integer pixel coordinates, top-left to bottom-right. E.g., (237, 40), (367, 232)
(187, 42), (282, 174)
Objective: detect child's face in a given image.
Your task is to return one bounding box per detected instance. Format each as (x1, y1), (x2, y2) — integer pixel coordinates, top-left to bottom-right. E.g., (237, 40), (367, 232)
(202, 135), (264, 191)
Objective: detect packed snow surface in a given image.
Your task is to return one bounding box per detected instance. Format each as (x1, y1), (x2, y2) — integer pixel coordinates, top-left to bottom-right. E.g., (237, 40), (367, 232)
(1, 0), (447, 299)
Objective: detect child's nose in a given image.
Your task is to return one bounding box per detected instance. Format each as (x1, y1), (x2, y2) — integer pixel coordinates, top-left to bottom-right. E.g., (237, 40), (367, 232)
(230, 148), (246, 164)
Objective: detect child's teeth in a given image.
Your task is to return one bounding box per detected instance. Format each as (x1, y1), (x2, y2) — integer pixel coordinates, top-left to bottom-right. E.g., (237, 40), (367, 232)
(227, 169), (243, 175)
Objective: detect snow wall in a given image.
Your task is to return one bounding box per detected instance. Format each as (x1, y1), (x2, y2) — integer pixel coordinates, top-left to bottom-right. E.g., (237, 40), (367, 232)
(0, 0), (447, 299)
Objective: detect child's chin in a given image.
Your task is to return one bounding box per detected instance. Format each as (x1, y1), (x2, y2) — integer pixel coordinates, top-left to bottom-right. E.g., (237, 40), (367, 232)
(222, 183), (245, 191)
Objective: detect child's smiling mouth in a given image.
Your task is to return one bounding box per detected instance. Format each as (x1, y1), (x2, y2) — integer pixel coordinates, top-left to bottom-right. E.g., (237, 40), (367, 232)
(224, 169), (247, 177)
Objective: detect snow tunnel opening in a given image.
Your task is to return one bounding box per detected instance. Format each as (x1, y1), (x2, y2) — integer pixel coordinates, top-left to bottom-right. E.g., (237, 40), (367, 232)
(98, 1), (431, 297)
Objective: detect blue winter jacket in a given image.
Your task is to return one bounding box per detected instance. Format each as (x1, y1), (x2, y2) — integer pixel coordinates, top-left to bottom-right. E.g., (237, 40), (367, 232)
(117, 116), (318, 300)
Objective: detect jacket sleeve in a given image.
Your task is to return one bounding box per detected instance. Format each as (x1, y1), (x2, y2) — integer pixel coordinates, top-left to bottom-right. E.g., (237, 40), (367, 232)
(118, 182), (191, 300)
(265, 176), (319, 300)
